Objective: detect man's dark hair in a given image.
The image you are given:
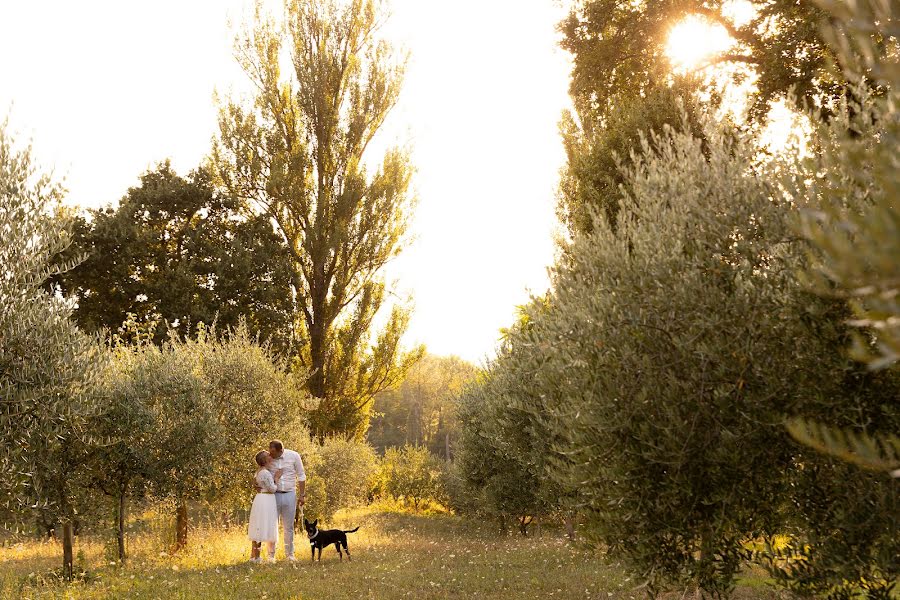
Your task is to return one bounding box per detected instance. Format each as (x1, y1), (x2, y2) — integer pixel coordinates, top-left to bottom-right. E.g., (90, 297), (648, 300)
(269, 439), (284, 452)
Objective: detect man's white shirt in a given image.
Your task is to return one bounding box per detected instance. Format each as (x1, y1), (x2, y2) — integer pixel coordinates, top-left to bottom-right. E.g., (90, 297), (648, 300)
(273, 449), (306, 492)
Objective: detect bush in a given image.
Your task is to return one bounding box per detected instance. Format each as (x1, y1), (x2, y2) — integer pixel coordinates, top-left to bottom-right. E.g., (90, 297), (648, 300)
(306, 437), (378, 520)
(453, 304), (578, 535)
(379, 446), (445, 511)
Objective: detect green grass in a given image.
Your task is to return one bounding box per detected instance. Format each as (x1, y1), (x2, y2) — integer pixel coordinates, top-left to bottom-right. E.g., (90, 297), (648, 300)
(1, 507), (776, 599)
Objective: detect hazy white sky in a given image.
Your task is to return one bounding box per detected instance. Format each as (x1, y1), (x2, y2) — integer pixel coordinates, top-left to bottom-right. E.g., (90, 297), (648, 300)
(0, 0), (571, 364)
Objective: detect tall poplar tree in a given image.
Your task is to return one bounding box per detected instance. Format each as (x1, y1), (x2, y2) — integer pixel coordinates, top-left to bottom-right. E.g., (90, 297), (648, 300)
(214, 0), (420, 439)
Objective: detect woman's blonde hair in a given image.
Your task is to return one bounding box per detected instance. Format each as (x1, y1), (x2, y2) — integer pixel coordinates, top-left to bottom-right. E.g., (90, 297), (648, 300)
(255, 450), (270, 467)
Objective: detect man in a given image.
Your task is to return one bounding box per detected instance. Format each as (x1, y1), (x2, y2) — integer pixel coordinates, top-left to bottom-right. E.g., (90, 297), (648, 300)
(267, 439), (306, 561)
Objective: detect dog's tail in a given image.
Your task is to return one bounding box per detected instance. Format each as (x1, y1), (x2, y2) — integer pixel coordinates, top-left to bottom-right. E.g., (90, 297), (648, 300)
(343, 526), (360, 534)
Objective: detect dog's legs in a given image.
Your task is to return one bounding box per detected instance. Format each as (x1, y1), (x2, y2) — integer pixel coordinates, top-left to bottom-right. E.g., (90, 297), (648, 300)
(335, 542), (342, 561)
(310, 544), (315, 562)
(344, 542), (351, 562)
(317, 546), (322, 562)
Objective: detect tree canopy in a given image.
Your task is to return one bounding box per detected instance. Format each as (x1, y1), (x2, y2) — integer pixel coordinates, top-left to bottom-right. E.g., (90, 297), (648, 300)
(556, 0), (845, 236)
(561, 0), (839, 120)
(54, 162), (296, 355)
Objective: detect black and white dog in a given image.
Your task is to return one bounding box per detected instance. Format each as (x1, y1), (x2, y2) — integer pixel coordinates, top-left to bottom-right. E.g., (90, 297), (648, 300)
(303, 518), (360, 562)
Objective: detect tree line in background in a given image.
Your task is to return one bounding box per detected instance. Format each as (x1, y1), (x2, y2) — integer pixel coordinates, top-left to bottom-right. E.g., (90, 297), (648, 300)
(367, 354), (477, 459)
(451, 1), (899, 599)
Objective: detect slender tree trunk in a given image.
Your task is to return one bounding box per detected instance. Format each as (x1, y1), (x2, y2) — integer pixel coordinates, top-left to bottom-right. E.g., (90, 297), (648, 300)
(564, 513), (576, 541)
(61, 520), (74, 581)
(695, 526), (712, 599)
(444, 431), (451, 462)
(309, 327), (326, 399)
(174, 498), (188, 551)
(308, 316), (328, 440)
(116, 488), (127, 562)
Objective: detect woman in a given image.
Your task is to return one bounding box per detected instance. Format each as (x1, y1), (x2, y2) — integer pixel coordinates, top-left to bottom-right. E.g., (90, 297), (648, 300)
(248, 450), (281, 563)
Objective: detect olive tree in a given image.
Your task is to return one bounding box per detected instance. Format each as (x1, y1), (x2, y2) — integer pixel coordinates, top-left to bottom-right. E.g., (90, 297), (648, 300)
(522, 118), (833, 595)
(186, 322), (311, 508)
(310, 437), (378, 520)
(379, 445), (444, 513)
(762, 3), (900, 597)
(455, 368), (555, 534)
(0, 120), (106, 579)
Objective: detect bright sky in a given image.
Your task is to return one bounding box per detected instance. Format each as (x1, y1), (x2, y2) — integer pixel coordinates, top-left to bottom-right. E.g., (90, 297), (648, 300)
(0, 0), (571, 364)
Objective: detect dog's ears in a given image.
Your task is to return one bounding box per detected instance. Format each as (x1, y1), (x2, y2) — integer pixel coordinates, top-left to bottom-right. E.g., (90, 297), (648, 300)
(312, 519), (318, 526)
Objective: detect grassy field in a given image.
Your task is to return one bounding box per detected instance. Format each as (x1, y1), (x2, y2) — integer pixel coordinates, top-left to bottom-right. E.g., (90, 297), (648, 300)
(1, 507), (776, 600)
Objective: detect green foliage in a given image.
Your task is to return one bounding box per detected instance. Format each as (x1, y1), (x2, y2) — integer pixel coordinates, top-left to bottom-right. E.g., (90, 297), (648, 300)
(89, 322), (311, 553)
(561, 0), (839, 121)
(796, 1), (900, 373)
(309, 437), (378, 520)
(180, 323), (311, 505)
(378, 445), (444, 512)
(760, 455), (898, 600)
(53, 162), (295, 356)
(0, 128), (104, 502)
(214, 0), (422, 439)
(558, 81), (704, 235)
(454, 349), (560, 532)
(751, 4), (900, 597)
(787, 418), (900, 475)
(89, 346), (165, 561)
(112, 339), (216, 506)
(535, 122), (816, 597)
(462, 102), (899, 594)
(0, 119), (107, 579)
(368, 354), (477, 458)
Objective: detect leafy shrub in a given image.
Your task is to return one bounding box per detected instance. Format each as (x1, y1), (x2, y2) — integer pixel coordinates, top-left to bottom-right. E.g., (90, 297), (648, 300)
(306, 437), (378, 520)
(378, 445), (445, 511)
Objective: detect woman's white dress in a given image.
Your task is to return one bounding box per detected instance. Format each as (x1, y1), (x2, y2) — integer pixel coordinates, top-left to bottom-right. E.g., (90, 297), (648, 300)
(248, 469), (278, 543)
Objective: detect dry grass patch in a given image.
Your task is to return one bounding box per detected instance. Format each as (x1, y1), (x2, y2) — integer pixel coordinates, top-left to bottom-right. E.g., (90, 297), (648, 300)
(1, 508), (776, 599)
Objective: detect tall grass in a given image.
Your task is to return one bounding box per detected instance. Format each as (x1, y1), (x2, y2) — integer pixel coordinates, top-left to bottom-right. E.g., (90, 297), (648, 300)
(2, 505), (774, 599)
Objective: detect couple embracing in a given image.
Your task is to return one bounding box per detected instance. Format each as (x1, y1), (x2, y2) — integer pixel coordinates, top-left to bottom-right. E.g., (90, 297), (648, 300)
(248, 439), (306, 563)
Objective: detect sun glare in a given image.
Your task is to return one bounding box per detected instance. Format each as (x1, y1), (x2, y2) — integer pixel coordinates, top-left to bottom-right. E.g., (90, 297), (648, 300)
(666, 16), (734, 72)
(760, 99), (811, 157)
